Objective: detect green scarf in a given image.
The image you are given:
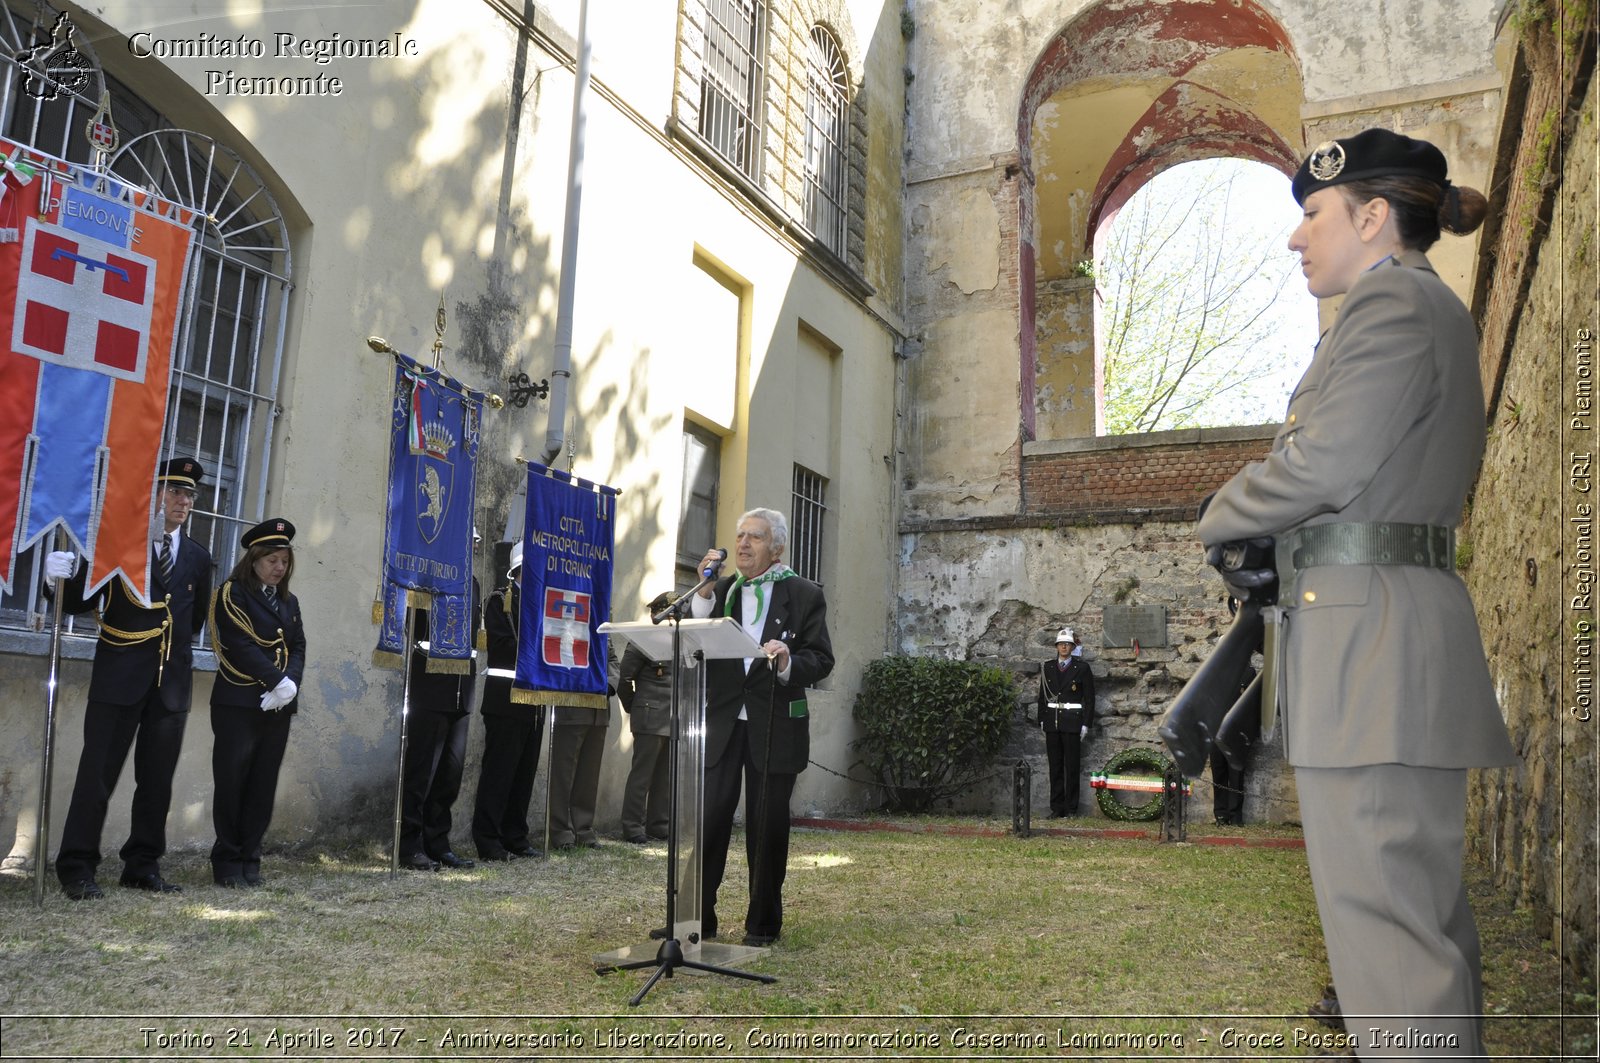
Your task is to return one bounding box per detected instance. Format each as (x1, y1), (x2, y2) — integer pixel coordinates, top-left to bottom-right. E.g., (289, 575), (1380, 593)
(724, 564), (795, 619)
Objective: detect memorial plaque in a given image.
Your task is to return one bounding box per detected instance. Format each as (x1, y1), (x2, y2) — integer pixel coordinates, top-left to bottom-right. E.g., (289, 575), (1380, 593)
(1102, 603), (1167, 648)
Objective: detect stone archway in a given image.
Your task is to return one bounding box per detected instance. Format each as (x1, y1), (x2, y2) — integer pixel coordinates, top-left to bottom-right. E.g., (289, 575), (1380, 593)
(1017, 0), (1304, 441)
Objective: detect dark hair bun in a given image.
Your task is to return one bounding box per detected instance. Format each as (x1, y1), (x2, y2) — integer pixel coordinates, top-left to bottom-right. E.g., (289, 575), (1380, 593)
(1440, 184), (1488, 235)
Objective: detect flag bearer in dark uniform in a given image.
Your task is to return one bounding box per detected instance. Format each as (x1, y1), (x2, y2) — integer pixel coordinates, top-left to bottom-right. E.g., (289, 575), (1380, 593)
(400, 531), (483, 871)
(45, 457), (213, 899)
(208, 518), (305, 887)
(617, 591), (676, 844)
(471, 542), (543, 860)
(1036, 626), (1096, 818)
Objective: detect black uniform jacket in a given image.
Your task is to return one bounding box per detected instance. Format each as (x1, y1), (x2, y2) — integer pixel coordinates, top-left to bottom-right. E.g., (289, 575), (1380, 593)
(209, 578), (306, 713)
(703, 574), (833, 775)
(59, 535), (213, 712)
(407, 579), (482, 716)
(1037, 656), (1095, 734)
(479, 581), (524, 719)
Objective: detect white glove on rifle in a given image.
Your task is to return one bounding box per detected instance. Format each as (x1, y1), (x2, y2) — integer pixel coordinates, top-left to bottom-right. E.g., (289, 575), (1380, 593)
(272, 676), (297, 703)
(45, 551), (77, 580)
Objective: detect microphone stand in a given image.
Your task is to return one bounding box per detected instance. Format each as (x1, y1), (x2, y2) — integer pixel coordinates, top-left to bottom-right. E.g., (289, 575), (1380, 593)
(618, 568), (774, 1005)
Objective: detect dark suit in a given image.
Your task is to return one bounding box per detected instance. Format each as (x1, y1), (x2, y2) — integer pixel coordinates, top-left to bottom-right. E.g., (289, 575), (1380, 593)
(1198, 251), (1515, 1057)
(1036, 654), (1095, 816)
(618, 641), (673, 840)
(208, 577), (306, 880)
(695, 571), (833, 939)
(400, 584), (480, 862)
(54, 531), (212, 883)
(471, 581), (544, 857)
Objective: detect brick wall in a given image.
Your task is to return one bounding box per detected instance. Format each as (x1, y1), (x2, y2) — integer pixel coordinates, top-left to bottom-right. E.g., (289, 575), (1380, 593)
(1022, 426), (1276, 522)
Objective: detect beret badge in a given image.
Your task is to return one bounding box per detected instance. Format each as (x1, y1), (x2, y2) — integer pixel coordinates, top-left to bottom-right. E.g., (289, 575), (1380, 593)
(1307, 141), (1346, 182)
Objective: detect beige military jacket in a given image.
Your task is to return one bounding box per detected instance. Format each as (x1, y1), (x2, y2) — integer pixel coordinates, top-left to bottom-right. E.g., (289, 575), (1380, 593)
(1198, 250), (1515, 769)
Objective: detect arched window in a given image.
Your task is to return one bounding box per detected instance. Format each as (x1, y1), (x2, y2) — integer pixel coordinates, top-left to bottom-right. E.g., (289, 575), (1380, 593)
(1094, 158), (1316, 435)
(803, 26), (847, 257)
(0, 3), (291, 630)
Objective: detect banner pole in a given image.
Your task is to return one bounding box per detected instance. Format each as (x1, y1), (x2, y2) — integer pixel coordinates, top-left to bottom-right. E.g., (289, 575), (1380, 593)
(391, 601), (417, 879)
(34, 530), (67, 907)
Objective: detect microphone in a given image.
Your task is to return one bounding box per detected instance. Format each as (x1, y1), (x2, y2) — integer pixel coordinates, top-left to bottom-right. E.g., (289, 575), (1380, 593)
(702, 548), (728, 579)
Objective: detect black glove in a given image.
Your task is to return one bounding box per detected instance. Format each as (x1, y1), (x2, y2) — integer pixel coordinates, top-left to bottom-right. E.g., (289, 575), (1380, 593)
(1205, 537), (1277, 603)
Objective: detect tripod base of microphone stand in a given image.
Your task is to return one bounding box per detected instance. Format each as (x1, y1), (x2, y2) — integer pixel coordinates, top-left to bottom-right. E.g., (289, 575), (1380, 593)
(594, 938), (776, 1005)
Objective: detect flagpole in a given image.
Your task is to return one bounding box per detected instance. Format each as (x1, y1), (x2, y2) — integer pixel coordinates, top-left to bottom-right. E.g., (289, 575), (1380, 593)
(391, 600), (417, 879)
(34, 529), (67, 907)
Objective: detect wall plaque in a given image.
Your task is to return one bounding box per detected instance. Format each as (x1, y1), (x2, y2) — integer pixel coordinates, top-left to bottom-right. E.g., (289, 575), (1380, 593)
(1102, 603), (1167, 648)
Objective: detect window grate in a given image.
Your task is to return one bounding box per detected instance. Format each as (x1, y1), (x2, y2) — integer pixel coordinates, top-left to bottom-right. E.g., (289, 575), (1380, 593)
(803, 26), (847, 256)
(790, 464), (827, 584)
(697, 0), (765, 180)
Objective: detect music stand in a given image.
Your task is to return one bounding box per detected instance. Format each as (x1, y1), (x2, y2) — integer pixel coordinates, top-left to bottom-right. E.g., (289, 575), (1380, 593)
(593, 615), (777, 1004)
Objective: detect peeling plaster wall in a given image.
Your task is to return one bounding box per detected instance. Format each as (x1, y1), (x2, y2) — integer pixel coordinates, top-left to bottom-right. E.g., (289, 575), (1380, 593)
(896, 519), (1295, 823)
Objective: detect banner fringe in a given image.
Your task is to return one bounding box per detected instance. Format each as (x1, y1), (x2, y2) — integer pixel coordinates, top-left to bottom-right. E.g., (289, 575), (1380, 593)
(424, 657), (472, 675)
(509, 689), (608, 710)
(371, 649), (406, 671)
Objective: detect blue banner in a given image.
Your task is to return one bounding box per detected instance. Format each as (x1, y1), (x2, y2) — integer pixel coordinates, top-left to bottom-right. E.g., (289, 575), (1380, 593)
(373, 352), (483, 669)
(513, 465), (616, 708)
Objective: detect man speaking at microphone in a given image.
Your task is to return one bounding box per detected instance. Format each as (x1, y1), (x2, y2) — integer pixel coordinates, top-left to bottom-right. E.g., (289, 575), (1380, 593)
(690, 508), (833, 947)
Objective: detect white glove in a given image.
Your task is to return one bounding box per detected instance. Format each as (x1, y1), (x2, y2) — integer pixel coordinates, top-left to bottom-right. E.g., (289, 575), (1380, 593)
(1080, 725), (1089, 739)
(45, 551), (77, 580)
(259, 690), (283, 712)
(272, 676), (297, 703)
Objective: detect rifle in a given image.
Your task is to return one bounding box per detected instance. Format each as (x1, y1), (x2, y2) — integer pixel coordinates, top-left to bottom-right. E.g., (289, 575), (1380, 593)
(1158, 538), (1277, 778)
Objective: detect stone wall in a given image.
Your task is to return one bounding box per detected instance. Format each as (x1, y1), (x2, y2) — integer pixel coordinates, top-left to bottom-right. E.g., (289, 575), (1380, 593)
(1465, 0), (1597, 985)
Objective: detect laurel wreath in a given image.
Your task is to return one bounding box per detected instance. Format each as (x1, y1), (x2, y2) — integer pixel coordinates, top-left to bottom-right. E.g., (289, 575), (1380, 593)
(1094, 746), (1177, 822)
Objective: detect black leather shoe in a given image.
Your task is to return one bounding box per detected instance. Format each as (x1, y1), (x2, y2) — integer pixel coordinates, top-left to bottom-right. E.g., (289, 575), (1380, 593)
(436, 851), (476, 869)
(507, 845), (542, 858)
(741, 933), (777, 947)
(62, 878), (104, 900)
(405, 852), (440, 872)
(1308, 985), (1344, 1031)
(477, 847), (513, 862)
(214, 875), (245, 888)
(119, 871), (182, 893)
(623, 833), (648, 844)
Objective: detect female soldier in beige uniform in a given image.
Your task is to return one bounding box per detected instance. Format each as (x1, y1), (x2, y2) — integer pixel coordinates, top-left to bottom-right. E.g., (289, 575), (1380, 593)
(1199, 129), (1515, 1058)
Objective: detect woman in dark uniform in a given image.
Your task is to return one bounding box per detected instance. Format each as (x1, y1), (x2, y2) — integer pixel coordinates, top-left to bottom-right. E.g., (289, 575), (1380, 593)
(208, 518), (306, 887)
(1198, 129), (1514, 1057)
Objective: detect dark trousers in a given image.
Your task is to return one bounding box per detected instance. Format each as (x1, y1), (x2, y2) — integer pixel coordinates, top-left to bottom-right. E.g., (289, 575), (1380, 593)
(702, 720), (797, 939)
(209, 705), (293, 877)
(472, 712), (544, 856)
(1209, 742), (1248, 824)
(548, 717), (606, 847)
(400, 710), (468, 859)
(620, 732), (671, 838)
(1043, 727), (1083, 815)
(56, 687), (186, 883)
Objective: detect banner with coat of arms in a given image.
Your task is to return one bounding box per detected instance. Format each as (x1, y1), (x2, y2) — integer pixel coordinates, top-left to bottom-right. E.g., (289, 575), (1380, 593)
(513, 465), (616, 708)
(0, 136), (196, 603)
(373, 352), (484, 672)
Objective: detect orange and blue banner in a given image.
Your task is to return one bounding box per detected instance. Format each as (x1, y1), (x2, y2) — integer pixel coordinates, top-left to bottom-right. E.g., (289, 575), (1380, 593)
(512, 465), (616, 708)
(374, 352), (484, 669)
(0, 138), (195, 604)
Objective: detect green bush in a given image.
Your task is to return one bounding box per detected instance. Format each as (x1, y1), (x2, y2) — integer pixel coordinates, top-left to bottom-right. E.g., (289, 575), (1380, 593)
(851, 656), (1016, 813)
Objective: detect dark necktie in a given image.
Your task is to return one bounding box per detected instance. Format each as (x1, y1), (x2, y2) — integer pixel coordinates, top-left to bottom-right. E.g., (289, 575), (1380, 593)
(264, 585), (277, 606)
(158, 533), (174, 584)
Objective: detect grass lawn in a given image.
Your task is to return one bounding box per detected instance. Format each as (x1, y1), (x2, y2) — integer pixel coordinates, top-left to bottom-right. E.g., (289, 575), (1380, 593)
(0, 818), (1589, 1059)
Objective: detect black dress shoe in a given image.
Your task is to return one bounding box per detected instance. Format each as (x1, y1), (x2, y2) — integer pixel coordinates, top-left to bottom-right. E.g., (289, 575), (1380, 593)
(214, 875), (245, 888)
(119, 871), (182, 893)
(506, 845), (541, 858)
(404, 852), (440, 872)
(1308, 985), (1344, 1031)
(62, 878), (104, 900)
(477, 847), (513, 862)
(623, 833), (648, 844)
(436, 851), (476, 869)
(741, 933), (777, 947)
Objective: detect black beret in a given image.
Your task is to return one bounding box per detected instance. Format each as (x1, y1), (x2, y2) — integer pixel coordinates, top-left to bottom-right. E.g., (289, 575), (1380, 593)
(1291, 128), (1448, 205)
(157, 456), (205, 491)
(241, 517), (295, 550)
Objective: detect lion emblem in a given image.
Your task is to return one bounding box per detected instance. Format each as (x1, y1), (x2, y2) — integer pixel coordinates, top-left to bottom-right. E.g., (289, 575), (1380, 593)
(419, 465), (445, 529)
